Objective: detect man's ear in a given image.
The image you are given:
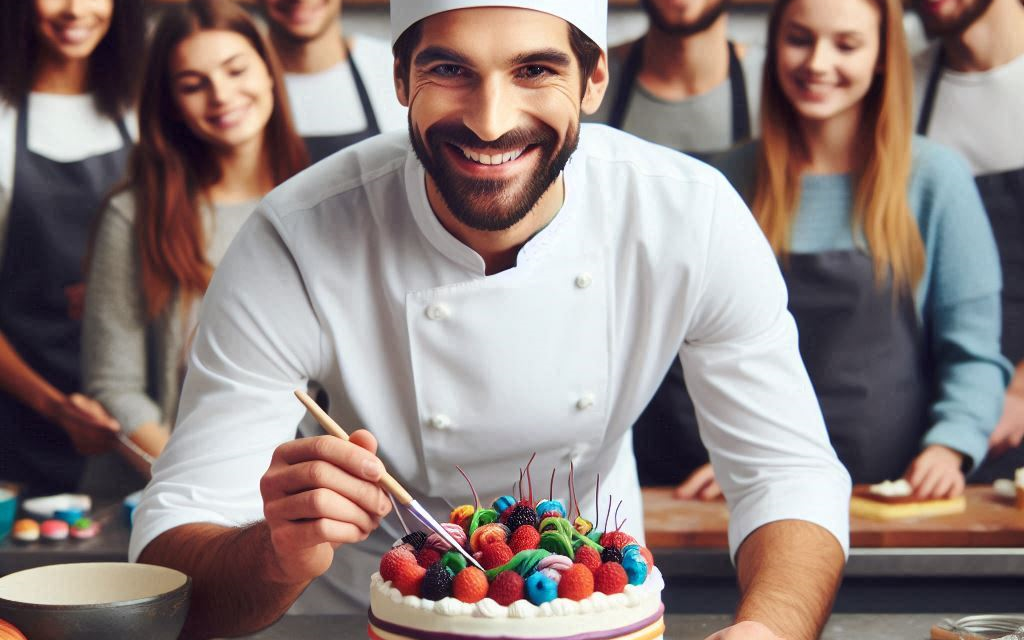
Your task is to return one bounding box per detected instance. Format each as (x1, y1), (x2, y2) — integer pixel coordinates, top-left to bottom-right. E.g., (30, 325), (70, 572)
(580, 51), (609, 116)
(394, 58), (410, 106)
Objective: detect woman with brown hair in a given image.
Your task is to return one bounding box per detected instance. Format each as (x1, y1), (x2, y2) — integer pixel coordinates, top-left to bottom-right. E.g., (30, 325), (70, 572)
(81, 0), (308, 476)
(0, 0), (144, 496)
(673, 0), (1011, 500)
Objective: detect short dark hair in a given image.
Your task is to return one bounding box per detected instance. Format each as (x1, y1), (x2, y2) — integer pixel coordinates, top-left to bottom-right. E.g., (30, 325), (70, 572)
(393, 20), (602, 94)
(0, 0), (145, 119)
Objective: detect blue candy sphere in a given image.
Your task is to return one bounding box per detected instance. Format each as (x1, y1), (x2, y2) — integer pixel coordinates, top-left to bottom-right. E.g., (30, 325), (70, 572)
(493, 495), (516, 516)
(535, 499), (567, 519)
(525, 571), (558, 605)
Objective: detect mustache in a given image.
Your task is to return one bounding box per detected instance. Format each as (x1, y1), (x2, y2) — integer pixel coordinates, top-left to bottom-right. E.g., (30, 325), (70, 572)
(426, 121), (557, 154)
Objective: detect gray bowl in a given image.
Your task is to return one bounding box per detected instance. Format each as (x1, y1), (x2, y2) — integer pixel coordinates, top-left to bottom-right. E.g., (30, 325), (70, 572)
(0, 562), (190, 640)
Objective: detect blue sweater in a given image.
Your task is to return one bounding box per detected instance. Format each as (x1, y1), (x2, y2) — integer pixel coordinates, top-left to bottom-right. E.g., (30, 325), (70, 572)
(712, 136), (1012, 470)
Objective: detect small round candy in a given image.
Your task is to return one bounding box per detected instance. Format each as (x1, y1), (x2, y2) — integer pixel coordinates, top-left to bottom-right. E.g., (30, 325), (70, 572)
(40, 519), (69, 541)
(11, 519), (40, 543)
(70, 517), (100, 540)
(525, 571), (558, 605)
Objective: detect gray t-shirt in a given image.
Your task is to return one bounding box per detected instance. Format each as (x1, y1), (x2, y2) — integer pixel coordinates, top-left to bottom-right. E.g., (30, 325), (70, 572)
(913, 42), (1024, 175)
(587, 41), (764, 154)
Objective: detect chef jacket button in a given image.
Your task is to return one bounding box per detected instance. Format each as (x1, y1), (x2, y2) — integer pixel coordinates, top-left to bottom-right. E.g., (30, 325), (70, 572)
(428, 414), (452, 430)
(576, 392), (595, 411)
(425, 303), (451, 321)
(574, 273), (593, 289)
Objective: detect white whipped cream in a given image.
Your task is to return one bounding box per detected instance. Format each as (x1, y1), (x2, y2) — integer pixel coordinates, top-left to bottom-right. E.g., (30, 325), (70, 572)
(868, 479), (912, 498)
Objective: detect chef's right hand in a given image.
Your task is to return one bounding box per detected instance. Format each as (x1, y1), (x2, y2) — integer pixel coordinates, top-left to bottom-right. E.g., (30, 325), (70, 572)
(674, 463), (722, 501)
(259, 431), (392, 584)
(50, 392), (121, 455)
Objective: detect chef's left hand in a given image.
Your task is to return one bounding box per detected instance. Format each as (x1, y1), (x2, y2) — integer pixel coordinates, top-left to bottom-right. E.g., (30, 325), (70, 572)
(903, 445), (965, 499)
(704, 620), (785, 640)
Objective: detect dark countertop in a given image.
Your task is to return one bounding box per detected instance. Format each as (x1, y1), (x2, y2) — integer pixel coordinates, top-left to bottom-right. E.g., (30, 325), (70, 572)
(234, 613), (965, 639)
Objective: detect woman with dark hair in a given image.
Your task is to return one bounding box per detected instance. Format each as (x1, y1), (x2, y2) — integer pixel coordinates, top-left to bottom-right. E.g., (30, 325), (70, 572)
(0, 0), (144, 496)
(676, 0), (1011, 501)
(81, 0), (308, 475)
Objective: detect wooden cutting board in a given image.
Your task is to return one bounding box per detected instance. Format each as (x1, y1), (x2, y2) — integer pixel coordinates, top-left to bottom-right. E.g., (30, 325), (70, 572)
(642, 485), (1024, 548)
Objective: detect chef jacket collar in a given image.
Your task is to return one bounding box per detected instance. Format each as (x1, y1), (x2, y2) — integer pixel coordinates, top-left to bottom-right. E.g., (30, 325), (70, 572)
(403, 150), (582, 278)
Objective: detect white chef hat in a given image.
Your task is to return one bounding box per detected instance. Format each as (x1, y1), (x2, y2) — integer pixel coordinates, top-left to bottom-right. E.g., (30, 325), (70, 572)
(390, 1), (607, 52)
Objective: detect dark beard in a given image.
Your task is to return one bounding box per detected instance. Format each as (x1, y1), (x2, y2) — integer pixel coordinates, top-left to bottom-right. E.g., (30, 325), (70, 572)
(409, 119), (579, 232)
(641, 0), (729, 37)
(915, 0), (995, 37)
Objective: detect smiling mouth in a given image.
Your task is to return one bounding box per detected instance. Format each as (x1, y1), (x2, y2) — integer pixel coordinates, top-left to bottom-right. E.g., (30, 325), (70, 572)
(455, 144), (527, 166)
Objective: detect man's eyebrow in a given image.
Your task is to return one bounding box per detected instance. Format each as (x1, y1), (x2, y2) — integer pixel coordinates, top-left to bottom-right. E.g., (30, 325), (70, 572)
(414, 46), (471, 67)
(508, 49), (572, 68)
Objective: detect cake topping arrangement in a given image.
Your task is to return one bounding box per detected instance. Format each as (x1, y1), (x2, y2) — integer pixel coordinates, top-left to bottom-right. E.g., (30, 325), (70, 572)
(377, 457), (656, 607)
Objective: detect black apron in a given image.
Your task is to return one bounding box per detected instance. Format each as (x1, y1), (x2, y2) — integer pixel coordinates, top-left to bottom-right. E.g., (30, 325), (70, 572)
(0, 97), (132, 495)
(302, 49), (381, 164)
(917, 50), (1024, 482)
(635, 250), (931, 486)
(607, 39), (751, 158)
(623, 40), (753, 484)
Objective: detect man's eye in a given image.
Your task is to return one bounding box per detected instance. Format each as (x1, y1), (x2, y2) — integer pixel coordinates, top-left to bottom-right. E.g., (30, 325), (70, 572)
(431, 64), (464, 77)
(519, 65), (552, 79)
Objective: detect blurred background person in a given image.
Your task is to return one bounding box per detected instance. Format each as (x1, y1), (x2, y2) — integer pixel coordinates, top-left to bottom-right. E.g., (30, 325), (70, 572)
(911, 0), (1024, 482)
(584, 0), (765, 488)
(587, 0), (763, 156)
(260, 0), (406, 163)
(0, 0), (143, 497)
(81, 0), (308, 495)
(679, 0), (1011, 500)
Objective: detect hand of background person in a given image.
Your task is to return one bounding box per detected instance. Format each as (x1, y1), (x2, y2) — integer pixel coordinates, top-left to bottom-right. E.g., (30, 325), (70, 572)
(64, 283), (86, 321)
(50, 392), (120, 455)
(674, 462), (722, 501)
(988, 379), (1024, 458)
(704, 620), (786, 640)
(259, 431), (392, 586)
(903, 445), (965, 499)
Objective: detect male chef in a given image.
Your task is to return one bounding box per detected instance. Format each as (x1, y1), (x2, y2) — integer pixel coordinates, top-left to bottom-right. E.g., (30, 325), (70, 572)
(130, 2), (852, 639)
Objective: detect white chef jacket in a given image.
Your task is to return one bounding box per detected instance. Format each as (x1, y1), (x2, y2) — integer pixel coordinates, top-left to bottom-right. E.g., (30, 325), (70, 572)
(129, 125), (851, 614)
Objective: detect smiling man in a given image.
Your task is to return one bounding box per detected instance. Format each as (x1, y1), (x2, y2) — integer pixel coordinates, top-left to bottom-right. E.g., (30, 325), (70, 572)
(130, 2), (851, 639)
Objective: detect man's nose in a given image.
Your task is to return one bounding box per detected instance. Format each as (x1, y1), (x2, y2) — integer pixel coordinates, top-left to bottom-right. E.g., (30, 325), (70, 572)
(462, 76), (519, 143)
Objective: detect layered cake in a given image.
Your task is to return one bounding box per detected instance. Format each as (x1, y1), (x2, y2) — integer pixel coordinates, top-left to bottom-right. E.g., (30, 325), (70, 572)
(369, 466), (664, 640)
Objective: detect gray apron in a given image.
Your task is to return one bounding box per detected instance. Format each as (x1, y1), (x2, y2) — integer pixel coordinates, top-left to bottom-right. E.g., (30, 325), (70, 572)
(0, 97), (132, 496)
(635, 250), (930, 485)
(303, 48), (380, 164)
(622, 40), (754, 483)
(917, 50), (1024, 481)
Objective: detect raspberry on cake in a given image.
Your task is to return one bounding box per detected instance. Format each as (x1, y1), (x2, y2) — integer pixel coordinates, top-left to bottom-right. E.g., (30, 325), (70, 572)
(369, 466), (665, 640)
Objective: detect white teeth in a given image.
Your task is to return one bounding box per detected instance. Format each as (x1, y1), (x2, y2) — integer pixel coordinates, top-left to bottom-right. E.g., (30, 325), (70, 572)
(460, 147), (524, 166)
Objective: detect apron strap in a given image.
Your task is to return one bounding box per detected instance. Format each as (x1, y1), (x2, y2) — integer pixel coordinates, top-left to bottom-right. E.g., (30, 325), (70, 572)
(608, 38), (644, 131)
(347, 41), (381, 136)
(727, 41), (751, 143)
(917, 48), (946, 136)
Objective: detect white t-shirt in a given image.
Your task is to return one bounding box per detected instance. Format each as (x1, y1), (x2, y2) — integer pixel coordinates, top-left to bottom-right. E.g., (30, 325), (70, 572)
(0, 93), (136, 264)
(283, 35), (406, 138)
(129, 125), (851, 614)
(913, 43), (1024, 175)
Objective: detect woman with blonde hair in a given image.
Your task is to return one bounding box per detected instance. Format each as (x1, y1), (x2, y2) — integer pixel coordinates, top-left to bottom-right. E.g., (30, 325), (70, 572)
(675, 0), (1010, 500)
(81, 0), (308, 483)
